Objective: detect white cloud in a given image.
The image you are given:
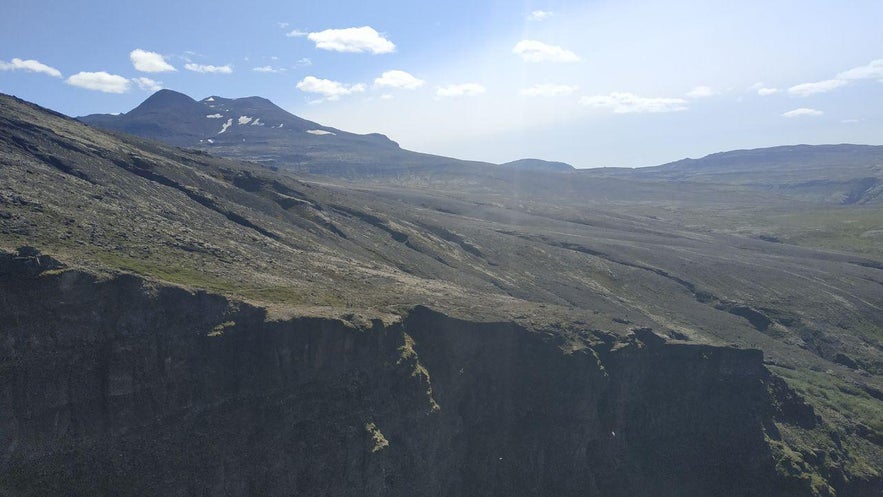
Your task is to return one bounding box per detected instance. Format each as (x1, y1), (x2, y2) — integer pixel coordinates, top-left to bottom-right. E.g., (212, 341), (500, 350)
(184, 63), (233, 74)
(129, 49), (176, 73)
(277, 22), (290, 29)
(513, 40), (580, 63)
(837, 59), (883, 81)
(520, 83), (578, 97)
(296, 57), (312, 67)
(132, 77), (162, 92)
(66, 71), (131, 93)
(777, 60), (883, 100)
(757, 87), (780, 96)
(307, 26), (395, 54)
(579, 92), (688, 113)
(787, 79), (847, 97)
(374, 70), (425, 90)
(0, 58), (61, 77)
(436, 83), (486, 98)
(253, 65), (284, 73)
(782, 107), (823, 118)
(381, 94), (394, 100)
(686, 85), (716, 98)
(527, 10), (553, 22)
(286, 29), (308, 38)
(296, 76), (366, 101)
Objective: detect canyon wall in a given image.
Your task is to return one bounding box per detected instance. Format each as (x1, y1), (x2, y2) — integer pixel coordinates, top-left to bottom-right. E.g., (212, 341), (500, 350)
(0, 250), (827, 496)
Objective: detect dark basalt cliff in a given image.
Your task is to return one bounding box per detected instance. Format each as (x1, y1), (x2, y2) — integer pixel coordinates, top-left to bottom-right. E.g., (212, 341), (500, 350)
(0, 251), (832, 496)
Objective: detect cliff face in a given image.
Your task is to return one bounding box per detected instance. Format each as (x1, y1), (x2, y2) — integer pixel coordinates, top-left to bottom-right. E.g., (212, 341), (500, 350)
(0, 251), (839, 496)
(402, 310), (790, 497)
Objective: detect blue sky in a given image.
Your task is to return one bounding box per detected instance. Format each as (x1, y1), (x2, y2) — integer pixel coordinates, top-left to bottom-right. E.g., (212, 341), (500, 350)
(2, 0), (882, 167)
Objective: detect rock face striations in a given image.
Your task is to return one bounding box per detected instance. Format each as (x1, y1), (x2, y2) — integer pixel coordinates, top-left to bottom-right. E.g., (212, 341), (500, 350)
(0, 253), (817, 496)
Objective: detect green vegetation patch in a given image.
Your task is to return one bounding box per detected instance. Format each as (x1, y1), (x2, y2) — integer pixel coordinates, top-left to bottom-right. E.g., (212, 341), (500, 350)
(765, 206), (883, 257)
(770, 366), (883, 485)
(92, 252), (311, 305)
(771, 366), (883, 437)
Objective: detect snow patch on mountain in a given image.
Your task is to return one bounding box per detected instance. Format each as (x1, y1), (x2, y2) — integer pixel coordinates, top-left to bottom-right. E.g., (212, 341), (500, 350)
(206, 114), (223, 118)
(306, 129), (335, 135)
(238, 116), (253, 125)
(219, 118), (233, 134)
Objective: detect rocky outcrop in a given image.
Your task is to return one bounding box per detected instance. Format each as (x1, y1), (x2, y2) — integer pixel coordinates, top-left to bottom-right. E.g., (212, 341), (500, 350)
(0, 250), (854, 496)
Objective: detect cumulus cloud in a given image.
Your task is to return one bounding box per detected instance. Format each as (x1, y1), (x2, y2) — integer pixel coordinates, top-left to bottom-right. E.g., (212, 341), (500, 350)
(296, 76), (366, 101)
(520, 83), (578, 97)
(0, 58), (61, 77)
(436, 83), (486, 98)
(185, 63), (233, 74)
(286, 29), (308, 38)
(782, 107), (823, 118)
(66, 71), (131, 93)
(513, 40), (580, 63)
(132, 77), (162, 91)
(129, 49), (176, 72)
(837, 59), (883, 81)
(686, 86), (716, 98)
(374, 70), (425, 90)
(757, 87), (780, 96)
(527, 10), (553, 21)
(253, 65), (285, 73)
(307, 26), (395, 54)
(579, 92), (688, 113)
(295, 57), (312, 67)
(787, 79), (847, 97)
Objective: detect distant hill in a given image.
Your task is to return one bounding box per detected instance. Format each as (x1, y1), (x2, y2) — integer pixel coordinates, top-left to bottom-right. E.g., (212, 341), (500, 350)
(587, 144), (883, 204)
(500, 158), (575, 172)
(656, 144), (883, 176)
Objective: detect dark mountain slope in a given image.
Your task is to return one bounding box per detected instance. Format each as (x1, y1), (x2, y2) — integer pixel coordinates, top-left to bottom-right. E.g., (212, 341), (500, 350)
(2, 93), (883, 495)
(80, 89), (209, 145)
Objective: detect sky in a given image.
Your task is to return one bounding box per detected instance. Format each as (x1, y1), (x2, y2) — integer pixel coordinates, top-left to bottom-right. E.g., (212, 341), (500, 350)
(2, 0), (882, 168)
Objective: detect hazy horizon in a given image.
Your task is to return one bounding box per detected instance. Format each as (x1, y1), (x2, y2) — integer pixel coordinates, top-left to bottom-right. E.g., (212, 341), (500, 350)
(3, 0), (882, 167)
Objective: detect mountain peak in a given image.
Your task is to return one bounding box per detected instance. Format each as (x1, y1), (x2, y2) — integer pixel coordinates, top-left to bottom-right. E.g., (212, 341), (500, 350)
(77, 89), (408, 167)
(128, 89), (200, 117)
